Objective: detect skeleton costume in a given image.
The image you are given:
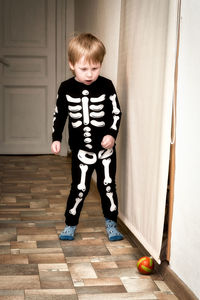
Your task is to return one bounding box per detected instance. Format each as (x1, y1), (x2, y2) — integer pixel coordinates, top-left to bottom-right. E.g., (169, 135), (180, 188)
(52, 76), (121, 226)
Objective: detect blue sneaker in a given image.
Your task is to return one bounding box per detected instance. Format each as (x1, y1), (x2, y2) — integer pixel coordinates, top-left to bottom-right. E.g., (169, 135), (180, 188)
(59, 225), (76, 240)
(105, 219), (124, 241)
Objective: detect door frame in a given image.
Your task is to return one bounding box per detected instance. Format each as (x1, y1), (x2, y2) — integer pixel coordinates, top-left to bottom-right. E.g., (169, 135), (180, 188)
(55, 0), (69, 155)
(166, 0), (181, 261)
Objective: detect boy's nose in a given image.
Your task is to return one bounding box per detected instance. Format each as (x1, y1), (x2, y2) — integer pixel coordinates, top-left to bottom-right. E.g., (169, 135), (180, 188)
(86, 70), (92, 77)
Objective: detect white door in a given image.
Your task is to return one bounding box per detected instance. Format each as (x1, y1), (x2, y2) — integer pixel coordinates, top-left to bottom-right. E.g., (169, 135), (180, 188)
(0, 0), (58, 154)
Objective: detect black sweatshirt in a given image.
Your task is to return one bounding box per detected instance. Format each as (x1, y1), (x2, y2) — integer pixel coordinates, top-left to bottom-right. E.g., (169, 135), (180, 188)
(52, 76), (122, 151)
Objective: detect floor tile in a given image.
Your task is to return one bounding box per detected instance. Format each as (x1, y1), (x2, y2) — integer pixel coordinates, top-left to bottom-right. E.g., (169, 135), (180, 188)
(0, 290), (24, 300)
(25, 289), (76, 295)
(106, 245), (139, 256)
(40, 280), (74, 289)
(69, 263), (97, 280)
(19, 248), (62, 254)
(28, 253), (65, 264)
(75, 285), (127, 294)
(0, 264), (39, 275)
(0, 254), (28, 264)
(38, 263), (69, 272)
(154, 291), (179, 299)
(37, 240), (61, 248)
(17, 227), (57, 235)
(11, 241), (37, 249)
(63, 245), (110, 257)
(25, 289), (77, 300)
(0, 275), (40, 289)
(91, 261), (118, 270)
(116, 260), (137, 268)
(121, 277), (159, 293)
(96, 267), (141, 278)
(154, 281), (173, 293)
(83, 277), (122, 286)
(78, 292), (157, 299)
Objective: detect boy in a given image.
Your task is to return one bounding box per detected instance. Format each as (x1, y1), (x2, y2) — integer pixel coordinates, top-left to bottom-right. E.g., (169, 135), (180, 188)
(51, 33), (123, 241)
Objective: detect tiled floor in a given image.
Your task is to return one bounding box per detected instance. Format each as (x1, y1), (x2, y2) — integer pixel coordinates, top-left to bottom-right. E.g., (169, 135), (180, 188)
(0, 155), (179, 300)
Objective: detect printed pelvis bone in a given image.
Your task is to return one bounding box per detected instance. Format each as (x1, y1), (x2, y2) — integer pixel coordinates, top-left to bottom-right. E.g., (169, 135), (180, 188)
(109, 94), (120, 114)
(98, 148), (113, 160)
(69, 197), (82, 215)
(77, 164), (88, 191)
(102, 158), (112, 185)
(106, 192), (117, 212)
(78, 150), (97, 165)
(111, 115), (120, 130)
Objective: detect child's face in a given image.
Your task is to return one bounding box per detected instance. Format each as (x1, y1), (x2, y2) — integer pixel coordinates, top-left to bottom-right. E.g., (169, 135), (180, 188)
(69, 56), (101, 85)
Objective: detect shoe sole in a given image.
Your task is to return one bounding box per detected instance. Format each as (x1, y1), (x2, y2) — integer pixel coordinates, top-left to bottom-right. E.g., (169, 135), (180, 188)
(59, 235), (74, 240)
(109, 236), (124, 241)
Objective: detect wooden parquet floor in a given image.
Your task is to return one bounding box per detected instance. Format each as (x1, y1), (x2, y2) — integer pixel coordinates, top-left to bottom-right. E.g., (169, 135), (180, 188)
(0, 155), (178, 300)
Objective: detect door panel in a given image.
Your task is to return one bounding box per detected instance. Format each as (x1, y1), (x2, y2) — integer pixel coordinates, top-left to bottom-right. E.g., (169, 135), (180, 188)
(4, 87), (46, 141)
(3, 57), (47, 79)
(3, 0), (47, 48)
(0, 0), (57, 154)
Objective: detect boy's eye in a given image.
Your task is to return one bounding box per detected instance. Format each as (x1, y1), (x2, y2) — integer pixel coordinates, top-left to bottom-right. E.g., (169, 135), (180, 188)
(79, 66), (99, 72)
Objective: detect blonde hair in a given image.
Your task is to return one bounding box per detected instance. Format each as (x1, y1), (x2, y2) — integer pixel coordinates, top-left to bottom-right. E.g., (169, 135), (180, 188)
(68, 33), (106, 66)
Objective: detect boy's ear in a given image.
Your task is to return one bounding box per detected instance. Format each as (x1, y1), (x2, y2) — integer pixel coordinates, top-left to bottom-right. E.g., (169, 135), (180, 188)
(69, 61), (74, 70)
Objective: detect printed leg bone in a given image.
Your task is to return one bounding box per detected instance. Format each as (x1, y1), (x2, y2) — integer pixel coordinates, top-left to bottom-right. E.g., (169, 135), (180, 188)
(106, 192), (117, 212)
(77, 164), (88, 191)
(69, 197), (83, 215)
(102, 158), (112, 185)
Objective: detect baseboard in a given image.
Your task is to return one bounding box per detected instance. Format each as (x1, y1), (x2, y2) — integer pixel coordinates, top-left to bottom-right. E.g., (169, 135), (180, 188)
(159, 261), (198, 300)
(118, 217), (198, 300)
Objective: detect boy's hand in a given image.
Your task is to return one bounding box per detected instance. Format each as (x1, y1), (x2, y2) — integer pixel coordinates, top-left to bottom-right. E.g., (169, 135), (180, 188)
(101, 135), (115, 149)
(51, 141), (61, 154)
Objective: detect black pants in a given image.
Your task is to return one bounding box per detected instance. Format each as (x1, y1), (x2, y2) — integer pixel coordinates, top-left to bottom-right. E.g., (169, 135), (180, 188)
(65, 148), (118, 226)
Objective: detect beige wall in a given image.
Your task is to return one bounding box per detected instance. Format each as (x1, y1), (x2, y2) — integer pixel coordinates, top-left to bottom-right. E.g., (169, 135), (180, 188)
(74, 0), (121, 86)
(170, 0), (200, 297)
